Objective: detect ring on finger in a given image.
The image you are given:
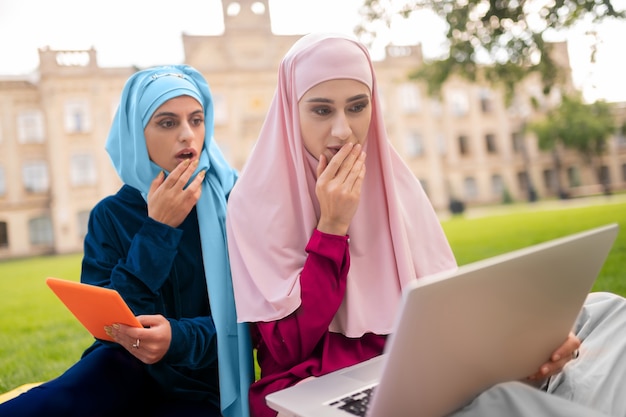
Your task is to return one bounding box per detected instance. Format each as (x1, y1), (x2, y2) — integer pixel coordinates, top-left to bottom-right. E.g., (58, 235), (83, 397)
(131, 339), (140, 349)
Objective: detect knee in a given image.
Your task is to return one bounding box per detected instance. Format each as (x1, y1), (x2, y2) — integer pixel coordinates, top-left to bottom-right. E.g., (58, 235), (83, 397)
(586, 292), (626, 312)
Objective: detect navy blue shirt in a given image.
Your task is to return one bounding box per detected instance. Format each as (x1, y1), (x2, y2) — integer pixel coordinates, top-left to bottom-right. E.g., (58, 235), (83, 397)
(81, 184), (219, 405)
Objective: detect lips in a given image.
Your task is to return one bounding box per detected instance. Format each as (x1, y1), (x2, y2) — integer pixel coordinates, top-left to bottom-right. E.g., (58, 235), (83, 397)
(175, 148), (197, 162)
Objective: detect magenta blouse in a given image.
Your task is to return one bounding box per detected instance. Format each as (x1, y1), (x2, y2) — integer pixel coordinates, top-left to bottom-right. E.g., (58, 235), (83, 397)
(248, 230), (387, 417)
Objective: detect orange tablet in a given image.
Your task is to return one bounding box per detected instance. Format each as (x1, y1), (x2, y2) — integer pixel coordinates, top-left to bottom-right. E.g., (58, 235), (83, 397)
(46, 277), (142, 342)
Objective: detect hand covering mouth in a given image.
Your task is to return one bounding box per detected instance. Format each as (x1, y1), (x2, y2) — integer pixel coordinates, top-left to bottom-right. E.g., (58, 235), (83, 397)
(323, 145), (344, 161)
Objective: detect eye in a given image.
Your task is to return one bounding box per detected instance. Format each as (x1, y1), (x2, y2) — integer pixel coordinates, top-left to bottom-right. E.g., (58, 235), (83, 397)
(158, 119), (177, 128)
(191, 116), (205, 126)
(312, 106), (332, 116)
(349, 100), (369, 113)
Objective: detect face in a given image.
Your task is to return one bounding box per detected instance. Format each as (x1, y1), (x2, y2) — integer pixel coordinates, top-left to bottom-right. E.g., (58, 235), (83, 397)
(143, 95), (205, 172)
(298, 79), (372, 162)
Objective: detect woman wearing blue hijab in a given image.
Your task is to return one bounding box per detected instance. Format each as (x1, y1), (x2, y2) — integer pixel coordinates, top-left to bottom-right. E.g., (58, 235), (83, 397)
(0, 65), (253, 417)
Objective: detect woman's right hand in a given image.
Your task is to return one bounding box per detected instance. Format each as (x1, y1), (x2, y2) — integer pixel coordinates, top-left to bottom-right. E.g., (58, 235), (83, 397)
(315, 143), (366, 236)
(105, 314), (172, 365)
(147, 159), (205, 228)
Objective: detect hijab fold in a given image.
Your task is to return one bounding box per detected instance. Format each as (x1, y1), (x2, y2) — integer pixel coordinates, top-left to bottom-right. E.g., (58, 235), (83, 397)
(106, 65), (252, 417)
(227, 34), (457, 338)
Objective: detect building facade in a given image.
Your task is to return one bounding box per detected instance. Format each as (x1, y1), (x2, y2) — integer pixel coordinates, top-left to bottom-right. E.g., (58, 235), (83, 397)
(1, 0), (625, 259)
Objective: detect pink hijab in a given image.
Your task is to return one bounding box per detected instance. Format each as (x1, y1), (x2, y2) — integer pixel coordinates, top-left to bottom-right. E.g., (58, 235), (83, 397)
(226, 33), (456, 337)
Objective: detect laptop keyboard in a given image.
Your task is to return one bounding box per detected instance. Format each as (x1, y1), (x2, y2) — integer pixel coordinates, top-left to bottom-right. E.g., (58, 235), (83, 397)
(328, 386), (375, 416)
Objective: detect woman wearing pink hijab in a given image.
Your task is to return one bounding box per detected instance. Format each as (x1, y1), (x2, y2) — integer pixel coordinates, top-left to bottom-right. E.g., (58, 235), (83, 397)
(226, 31), (455, 416)
(226, 33), (626, 417)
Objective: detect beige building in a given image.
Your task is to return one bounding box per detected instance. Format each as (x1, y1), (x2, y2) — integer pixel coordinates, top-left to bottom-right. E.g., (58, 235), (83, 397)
(1, 0), (625, 259)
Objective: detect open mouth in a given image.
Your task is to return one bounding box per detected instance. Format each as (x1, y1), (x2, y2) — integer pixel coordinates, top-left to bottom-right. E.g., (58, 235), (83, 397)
(176, 149), (197, 162)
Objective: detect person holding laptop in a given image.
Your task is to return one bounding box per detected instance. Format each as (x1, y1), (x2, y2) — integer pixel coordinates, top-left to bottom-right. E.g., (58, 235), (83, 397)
(225, 33), (626, 417)
(0, 65), (253, 417)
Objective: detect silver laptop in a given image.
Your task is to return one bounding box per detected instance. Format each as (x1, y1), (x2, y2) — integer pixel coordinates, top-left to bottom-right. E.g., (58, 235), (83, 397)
(266, 223), (619, 417)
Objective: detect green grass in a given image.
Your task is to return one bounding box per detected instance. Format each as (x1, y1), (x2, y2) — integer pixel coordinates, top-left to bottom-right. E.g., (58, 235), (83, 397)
(1, 198), (625, 394)
(0, 253), (91, 394)
(441, 199), (626, 295)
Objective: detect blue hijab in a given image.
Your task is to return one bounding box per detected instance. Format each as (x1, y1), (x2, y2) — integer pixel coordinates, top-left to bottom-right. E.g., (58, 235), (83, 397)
(106, 65), (252, 417)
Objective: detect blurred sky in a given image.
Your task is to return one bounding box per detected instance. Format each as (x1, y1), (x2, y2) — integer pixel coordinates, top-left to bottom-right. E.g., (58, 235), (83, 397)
(0, 0), (625, 102)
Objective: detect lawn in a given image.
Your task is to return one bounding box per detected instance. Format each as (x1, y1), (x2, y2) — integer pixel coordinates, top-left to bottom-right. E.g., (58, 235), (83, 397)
(1, 197), (625, 394)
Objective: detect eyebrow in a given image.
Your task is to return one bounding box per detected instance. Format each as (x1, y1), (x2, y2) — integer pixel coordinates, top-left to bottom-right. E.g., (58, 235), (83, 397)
(304, 93), (370, 104)
(152, 109), (203, 119)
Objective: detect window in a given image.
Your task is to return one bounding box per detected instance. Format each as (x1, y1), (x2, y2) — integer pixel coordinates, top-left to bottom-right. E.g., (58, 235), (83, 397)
(22, 161), (50, 193)
(399, 83), (421, 113)
(512, 131), (524, 153)
(517, 171), (530, 193)
(405, 131), (424, 157)
(526, 85), (547, 111)
(463, 177), (478, 200)
(77, 210), (90, 240)
(485, 133), (497, 154)
(226, 1), (241, 16)
(448, 90), (469, 117)
(543, 169), (557, 193)
(0, 222), (7, 248)
(29, 216), (54, 246)
(0, 166), (5, 196)
(70, 153), (97, 186)
(567, 166), (581, 187)
(491, 174), (504, 197)
(598, 165), (610, 184)
(17, 111), (45, 143)
(479, 88), (493, 113)
(617, 128), (626, 148)
(64, 99), (92, 133)
(251, 1), (266, 14)
(458, 135), (470, 155)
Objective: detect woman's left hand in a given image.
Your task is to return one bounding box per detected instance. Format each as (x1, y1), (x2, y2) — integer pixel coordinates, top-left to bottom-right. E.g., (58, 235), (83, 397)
(105, 314), (172, 365)
(525, 331), (581, 384)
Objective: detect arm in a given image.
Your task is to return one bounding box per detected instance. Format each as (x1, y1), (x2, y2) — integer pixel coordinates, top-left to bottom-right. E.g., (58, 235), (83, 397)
(82, 192), (218, 368)
(81, 206), (182, 314)
(82, 160), (205, 311)
(255, 230), (350, 368)
(255, 144), (365, 369)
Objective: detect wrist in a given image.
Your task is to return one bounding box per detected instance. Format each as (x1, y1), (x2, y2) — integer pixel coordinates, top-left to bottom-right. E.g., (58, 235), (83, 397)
(316, 220), (349, 236)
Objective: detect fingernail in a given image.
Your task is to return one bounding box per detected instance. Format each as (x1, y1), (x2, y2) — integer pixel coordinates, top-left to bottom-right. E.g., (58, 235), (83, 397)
(104, 326), (112, 336)
(198, 170), (206, 179)
(112, 323), (120, 329)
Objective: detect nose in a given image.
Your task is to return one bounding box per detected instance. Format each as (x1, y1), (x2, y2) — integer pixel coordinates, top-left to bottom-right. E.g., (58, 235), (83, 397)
(331, 113), (352, 141)
(178, 121), (193, 143)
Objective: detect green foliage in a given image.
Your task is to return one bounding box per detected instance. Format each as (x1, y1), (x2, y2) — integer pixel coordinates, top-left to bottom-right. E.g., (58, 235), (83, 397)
(357, 0), (626, 101)
(529, 94), (615, 161)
